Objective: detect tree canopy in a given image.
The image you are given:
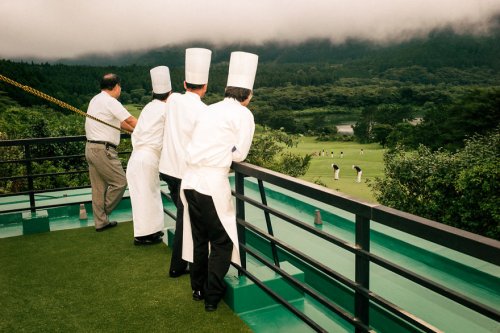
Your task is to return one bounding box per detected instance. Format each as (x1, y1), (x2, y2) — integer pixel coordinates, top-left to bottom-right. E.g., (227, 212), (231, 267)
(370, 128), (500, 239)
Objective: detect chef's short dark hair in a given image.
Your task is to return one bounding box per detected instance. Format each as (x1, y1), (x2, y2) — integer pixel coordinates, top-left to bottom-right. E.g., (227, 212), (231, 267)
(224, 86), (252, 102)
(186, 82), (206, 90)
(153, 90), (172, 101)
(100, 73), (121, 90)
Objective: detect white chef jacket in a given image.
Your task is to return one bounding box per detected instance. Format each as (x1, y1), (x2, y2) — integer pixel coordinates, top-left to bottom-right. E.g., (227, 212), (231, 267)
(85, 91), (131, 146)
(126, 99), (167, 237)
(180, 98), (255, 265)
(158, 91), (207, 179)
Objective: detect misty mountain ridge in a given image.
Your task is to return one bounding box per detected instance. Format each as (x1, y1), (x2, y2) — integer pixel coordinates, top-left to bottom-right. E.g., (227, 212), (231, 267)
(49, 28), (500, 70)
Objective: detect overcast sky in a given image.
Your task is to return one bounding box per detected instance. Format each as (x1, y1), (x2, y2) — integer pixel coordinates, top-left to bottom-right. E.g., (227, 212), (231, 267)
(1, 0), (499, 59)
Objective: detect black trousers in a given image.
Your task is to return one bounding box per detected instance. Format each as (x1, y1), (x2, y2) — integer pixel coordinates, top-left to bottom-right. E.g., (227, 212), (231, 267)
(184, 189), (233, 305)
(160, 173), (188, 272)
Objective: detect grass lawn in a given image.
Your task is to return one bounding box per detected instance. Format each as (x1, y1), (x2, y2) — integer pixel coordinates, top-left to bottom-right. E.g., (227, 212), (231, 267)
(0, 222), (251, 333)
(287, 137), (385, 203)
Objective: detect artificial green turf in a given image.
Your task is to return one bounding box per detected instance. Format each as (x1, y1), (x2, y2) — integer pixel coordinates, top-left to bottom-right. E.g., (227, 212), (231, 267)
(0, 222), (252, 333)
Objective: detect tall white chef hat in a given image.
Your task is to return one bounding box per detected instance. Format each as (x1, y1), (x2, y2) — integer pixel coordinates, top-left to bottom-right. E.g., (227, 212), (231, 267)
(185, 48), (212, 84)
(150, 66), (171, 94)
(226, 51), (259, 90)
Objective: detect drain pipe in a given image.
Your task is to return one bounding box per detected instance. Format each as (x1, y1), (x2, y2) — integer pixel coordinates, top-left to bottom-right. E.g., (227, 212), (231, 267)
(314, 209), (323, 225)
(79, 203), (88, 220)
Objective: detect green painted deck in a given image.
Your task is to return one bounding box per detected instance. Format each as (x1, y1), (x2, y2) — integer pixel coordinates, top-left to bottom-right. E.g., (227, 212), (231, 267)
(238, 180), (500, 332)
(0, 179), (499, 332)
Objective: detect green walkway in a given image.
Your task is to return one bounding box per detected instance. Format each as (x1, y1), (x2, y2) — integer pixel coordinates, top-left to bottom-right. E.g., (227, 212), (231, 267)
(0, 222), (251, 333)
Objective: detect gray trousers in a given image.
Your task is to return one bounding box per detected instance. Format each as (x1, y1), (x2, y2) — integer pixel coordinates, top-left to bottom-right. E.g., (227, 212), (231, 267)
(85, 142), (127, 229)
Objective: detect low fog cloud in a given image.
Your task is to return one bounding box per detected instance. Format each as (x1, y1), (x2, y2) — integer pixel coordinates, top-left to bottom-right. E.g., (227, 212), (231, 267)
(1, 0), (499, 59)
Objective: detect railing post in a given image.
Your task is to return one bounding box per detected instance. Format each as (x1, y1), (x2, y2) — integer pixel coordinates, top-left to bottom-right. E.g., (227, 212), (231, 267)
(258, 179), (280, 267)
(235, 170), (246, 274)
(24, 143), (36, 212)
(355, 215), (370, 332)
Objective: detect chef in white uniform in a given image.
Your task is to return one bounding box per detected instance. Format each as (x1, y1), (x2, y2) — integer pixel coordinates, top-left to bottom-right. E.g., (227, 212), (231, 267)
(159, 48), (212, 277)
(180, 51), (258, 312)
(126, 66), (172, 245)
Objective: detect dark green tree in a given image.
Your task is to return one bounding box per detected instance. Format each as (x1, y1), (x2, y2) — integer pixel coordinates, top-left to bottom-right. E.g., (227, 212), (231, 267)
(247, 128), (311, 178)
(353, 106), (376, 143)
(417, 88), (500, 150)
(371, 124), (393, 147)
(370, 127), (500, 239)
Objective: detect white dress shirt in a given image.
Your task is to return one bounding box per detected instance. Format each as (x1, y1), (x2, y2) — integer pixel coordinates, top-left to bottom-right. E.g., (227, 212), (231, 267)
(85, 91), (131, 146)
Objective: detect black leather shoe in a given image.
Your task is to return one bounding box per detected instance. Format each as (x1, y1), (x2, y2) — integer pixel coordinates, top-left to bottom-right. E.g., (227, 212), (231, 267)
(134, 235), (162, 246)
(192, 290), (204, 301)
(205, 303), (217, 312)
(169, 268), (189, 278)
(96, 221), (118, 232)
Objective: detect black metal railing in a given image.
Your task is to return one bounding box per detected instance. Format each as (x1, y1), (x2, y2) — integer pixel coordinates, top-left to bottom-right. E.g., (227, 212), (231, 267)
(231, 162), (500, 333)
(0, 135), (131, 213)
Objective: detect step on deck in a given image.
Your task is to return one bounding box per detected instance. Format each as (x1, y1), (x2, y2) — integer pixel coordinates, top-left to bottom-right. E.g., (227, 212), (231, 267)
(166, 230), (355, 332)
(224, 260), (352, 332)
(22, 209), (50, 234)
(224, 261), (304, 314)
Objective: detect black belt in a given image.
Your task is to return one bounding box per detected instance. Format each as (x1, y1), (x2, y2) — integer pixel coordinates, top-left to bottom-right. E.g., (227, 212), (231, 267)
(87, 140), (117, 149)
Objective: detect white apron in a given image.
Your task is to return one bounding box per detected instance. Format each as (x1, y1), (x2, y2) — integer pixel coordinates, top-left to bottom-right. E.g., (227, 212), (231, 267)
(126, 147), (164, 237)
(180, 165), (241, 265)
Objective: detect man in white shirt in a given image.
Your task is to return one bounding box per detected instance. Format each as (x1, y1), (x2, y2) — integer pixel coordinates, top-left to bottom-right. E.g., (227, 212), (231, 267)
(159, 48), (212, 277)
(85, 73), (137, 231)
(127, 66), (172, 245)
(180, 51), (258, 312)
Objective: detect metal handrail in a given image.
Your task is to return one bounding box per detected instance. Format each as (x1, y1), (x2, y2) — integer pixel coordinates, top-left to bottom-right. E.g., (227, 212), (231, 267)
(233, 188), (500, 322)
(0, 134), (131, 212)
(231, 161), (500, 333)
(232, 162), (500, 266)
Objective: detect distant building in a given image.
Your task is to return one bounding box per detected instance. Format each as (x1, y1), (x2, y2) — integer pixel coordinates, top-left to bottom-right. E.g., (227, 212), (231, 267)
(336, 124), (354, 135)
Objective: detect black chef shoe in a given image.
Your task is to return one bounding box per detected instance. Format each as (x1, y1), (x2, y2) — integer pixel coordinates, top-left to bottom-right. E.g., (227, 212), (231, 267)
(192, 290), (204, 301)
(96, 221), (118, 232)
(169, 268), (190, 278)
(134, 234), (162, 246)
(205, 303), (217, 312)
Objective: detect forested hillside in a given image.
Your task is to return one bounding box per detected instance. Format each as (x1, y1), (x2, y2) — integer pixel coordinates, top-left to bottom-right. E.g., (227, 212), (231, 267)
(54, 29), (500, 70)
(1, 29), (499, 148)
